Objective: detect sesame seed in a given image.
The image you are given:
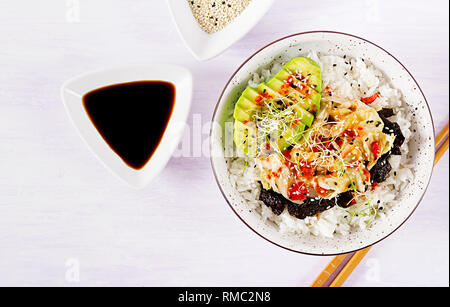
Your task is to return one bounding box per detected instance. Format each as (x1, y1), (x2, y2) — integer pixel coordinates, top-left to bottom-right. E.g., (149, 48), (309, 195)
(188, 0), (252, 34)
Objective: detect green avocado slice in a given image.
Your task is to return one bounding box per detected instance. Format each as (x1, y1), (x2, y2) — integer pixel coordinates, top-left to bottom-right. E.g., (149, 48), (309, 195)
(233, 120), (259, 157)
(266, 78), (308, 109)
(290, 104), (315, 127)
(256, 82), (315, 125)
(236, 96), (257, 111)
(233, 103), (253, 122)
(268, 70), (321, 115)
(233, 85), (269, 122)
(272, 121), (306, 152)
(255, 83), (278, 100)
(284, 57), (323, 93)
(273, 69), (321, 114)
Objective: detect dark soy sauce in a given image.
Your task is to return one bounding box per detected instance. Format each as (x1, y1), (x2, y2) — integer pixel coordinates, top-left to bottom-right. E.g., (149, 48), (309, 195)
(83, 81), (176, 170)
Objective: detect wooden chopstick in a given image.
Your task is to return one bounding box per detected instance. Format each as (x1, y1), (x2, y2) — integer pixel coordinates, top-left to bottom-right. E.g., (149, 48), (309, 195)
(311, 254), (351, 287)
(329, 247), (371, 287)
(435, 136), (449, 165)
(436, 123), (449, 146)
(312, 122), (449, 287)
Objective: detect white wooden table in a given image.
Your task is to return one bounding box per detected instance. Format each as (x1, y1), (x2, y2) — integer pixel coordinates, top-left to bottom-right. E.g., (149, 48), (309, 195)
(0, 0), (448, 286)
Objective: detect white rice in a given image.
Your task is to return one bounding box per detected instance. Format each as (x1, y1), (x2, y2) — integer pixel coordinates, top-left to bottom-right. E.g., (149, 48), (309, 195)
(228, 52), (414, 238)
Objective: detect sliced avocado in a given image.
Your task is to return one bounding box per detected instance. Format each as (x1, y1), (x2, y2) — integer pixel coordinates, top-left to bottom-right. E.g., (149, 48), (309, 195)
(232, 57), (323, 157)
(272, 121), (306, 152)
(266, 77), (310, 111)
(271, 69), (321, 114)
(284, 57), (322, 93)
(234, 84), (278, 123)
(235, 86), (271, 114)
(233, 120), (259, 156)
(242, 87), (262, 105)
(264, 98), (314, 128)
(233, 88), (265, 124)
(290, 104), (315, 127)
(233, 104), (253, 122)
(255, 83), (278, 100)
(265, 78), (315, 127)
(236, 96), (257, 111)
(266, 77), (297, 100)
(274, 69), (299, 84)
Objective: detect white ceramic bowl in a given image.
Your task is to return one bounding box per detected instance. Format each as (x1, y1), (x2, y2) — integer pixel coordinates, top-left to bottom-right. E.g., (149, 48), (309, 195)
(167, 0), (275, 61)
(62, 65), (193, 189)
(210, 31), (435, 255)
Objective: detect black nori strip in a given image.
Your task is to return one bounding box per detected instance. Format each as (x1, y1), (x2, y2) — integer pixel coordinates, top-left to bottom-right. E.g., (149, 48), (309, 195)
(287, 198), (337, 220)
(259, 188), (286, 216)
(385, 121), (405, 155)
(370, 154), (392, 183)
(365, 109), (404, 183)
(377, 109), (405, 155)
(378, 108), (395, 118)
(259, 188), (356, 220)
(336, 191), (355, 208)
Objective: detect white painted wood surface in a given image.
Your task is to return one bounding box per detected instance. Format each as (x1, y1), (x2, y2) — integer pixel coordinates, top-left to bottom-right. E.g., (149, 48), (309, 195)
(0, 0), (448, 286)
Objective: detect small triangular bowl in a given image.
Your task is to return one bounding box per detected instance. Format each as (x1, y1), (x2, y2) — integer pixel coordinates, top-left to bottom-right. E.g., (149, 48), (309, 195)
(61, 65), (193, 188)
(167, 0), (275, 61)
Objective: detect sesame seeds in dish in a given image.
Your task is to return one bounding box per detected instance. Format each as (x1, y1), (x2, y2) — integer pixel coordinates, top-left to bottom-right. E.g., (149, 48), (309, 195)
(188, 0), (252, 34)
(228, 52), (414, 238)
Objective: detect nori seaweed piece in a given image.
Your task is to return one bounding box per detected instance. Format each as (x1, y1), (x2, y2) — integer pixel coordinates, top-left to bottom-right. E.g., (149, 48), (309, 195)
(259, 187), (356, 220)
(378, 110), (405, 155)
(384, 121), (405, 155)
(336, 191), (355, 208)
(370, 154), (392, 183)
(378, 108), (395, 118)
(287, 198), (336, 220)
(259, 188), (286, 216)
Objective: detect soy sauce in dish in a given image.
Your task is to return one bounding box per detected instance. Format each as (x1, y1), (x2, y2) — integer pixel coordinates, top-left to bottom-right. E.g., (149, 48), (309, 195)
(83, 81), (176, 170)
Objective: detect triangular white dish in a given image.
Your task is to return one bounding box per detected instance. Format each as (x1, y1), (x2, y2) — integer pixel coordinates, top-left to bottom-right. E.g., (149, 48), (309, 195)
(167, 0), (275, 61)
(61, 65), (193, 188)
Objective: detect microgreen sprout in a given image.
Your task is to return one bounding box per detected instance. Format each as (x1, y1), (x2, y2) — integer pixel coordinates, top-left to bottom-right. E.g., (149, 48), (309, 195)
(242, 156), (249, 175)
(346, 200), (378, 227)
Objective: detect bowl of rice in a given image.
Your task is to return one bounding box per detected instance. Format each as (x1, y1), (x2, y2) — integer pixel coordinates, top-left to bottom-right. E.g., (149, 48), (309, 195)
(210, 31), (435, 255)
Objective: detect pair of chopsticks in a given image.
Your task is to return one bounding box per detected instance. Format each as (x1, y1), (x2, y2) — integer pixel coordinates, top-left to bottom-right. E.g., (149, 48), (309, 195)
(435, 123), (449, 164)
(311, 122), (450, 287)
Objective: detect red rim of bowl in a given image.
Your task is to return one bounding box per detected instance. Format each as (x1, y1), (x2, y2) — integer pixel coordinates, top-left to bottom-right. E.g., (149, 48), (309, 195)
(209, 31), (436, 256)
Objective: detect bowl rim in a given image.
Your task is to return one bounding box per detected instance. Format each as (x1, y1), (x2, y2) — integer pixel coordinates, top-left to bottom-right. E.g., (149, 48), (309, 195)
(209, 30), (436, 256)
